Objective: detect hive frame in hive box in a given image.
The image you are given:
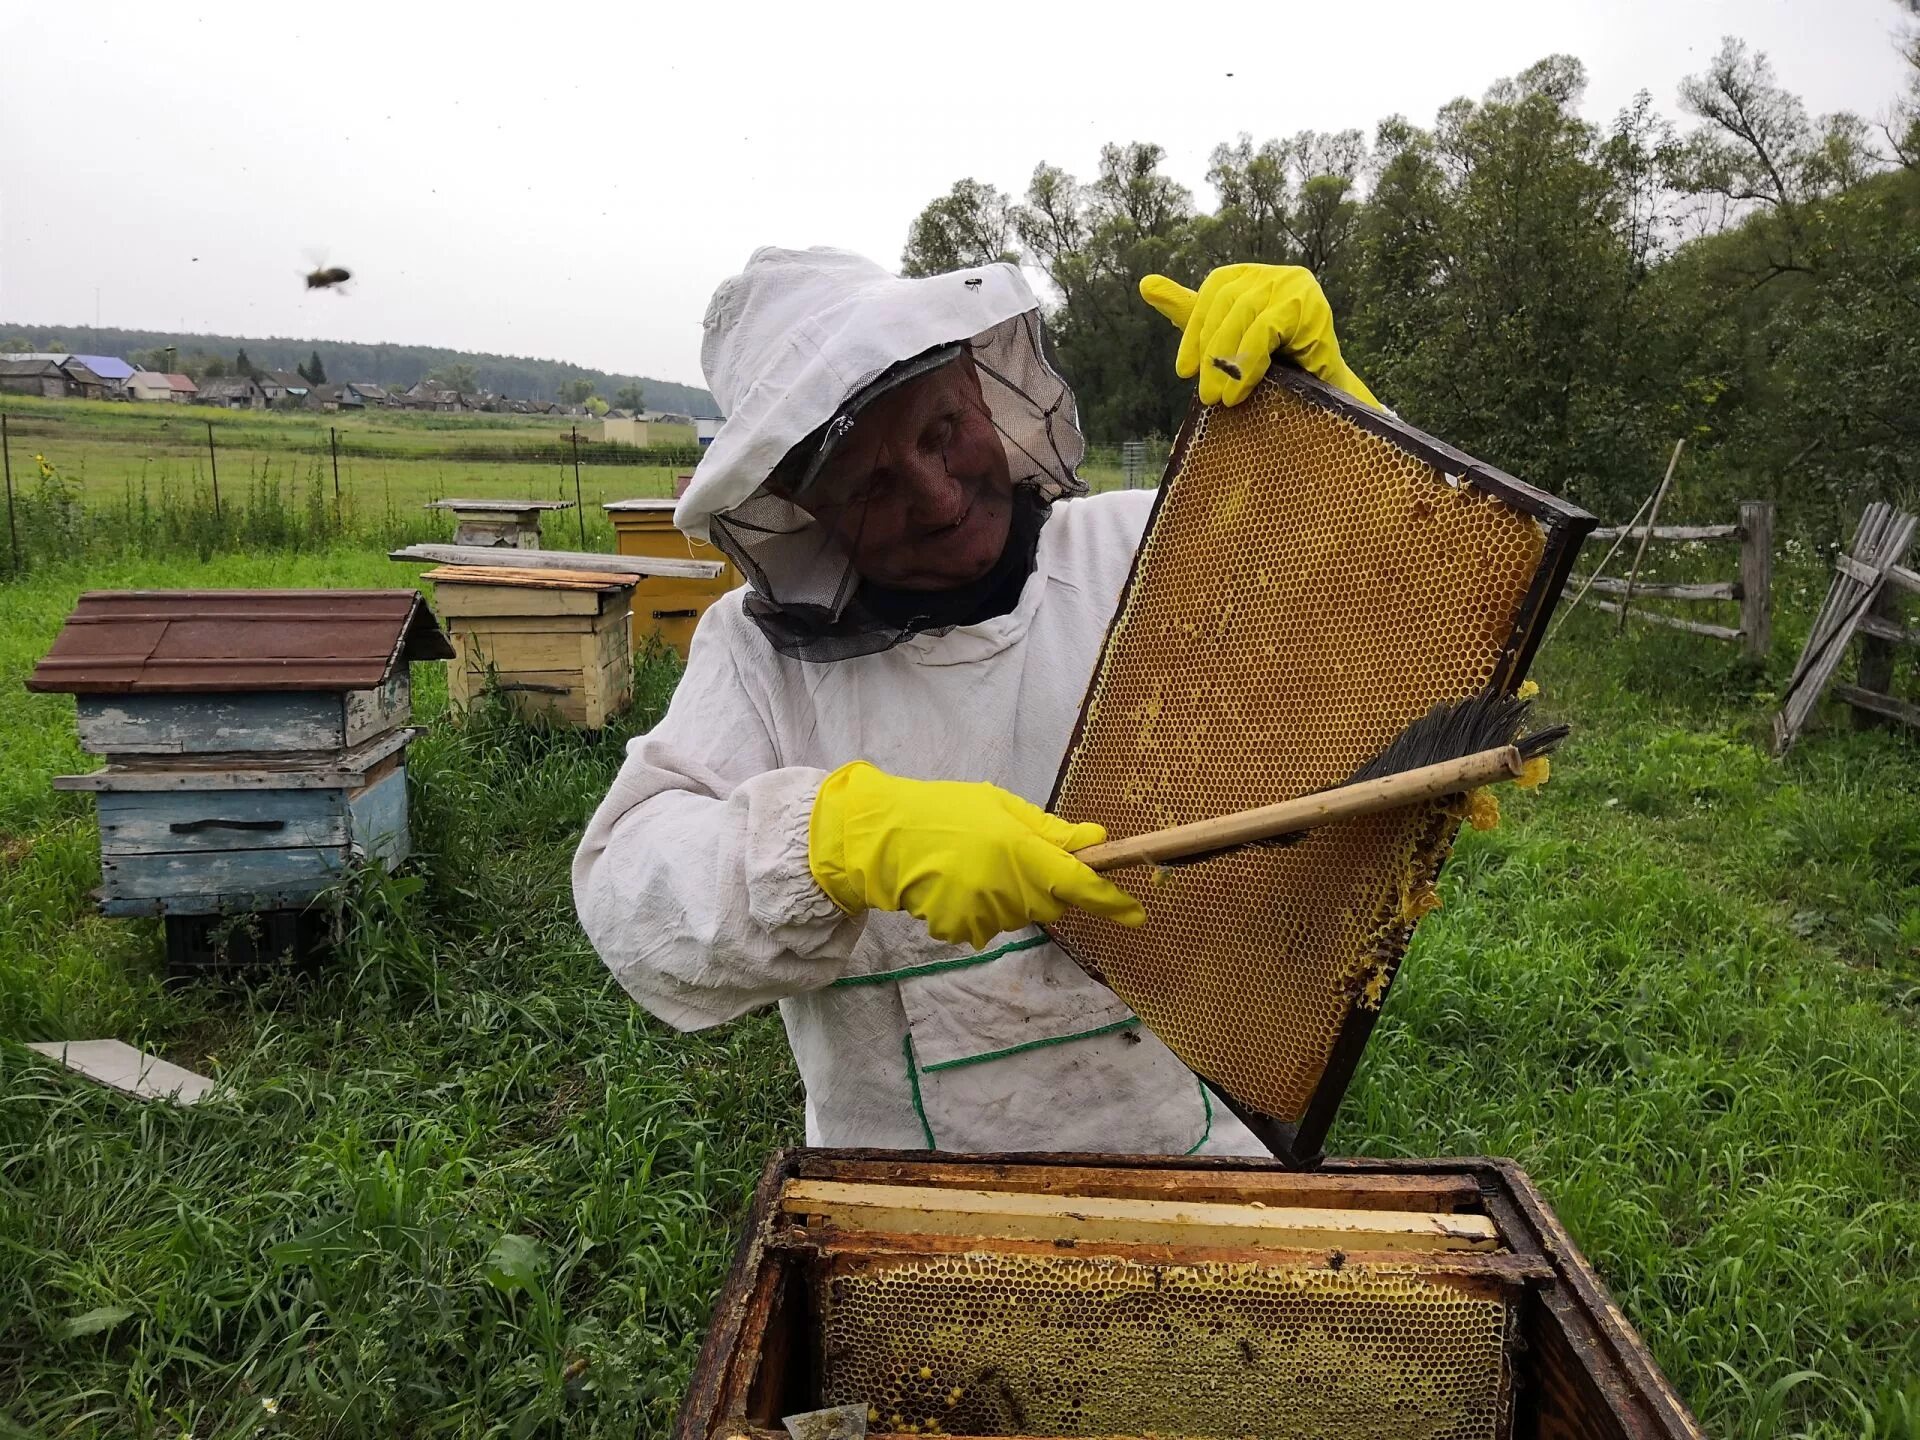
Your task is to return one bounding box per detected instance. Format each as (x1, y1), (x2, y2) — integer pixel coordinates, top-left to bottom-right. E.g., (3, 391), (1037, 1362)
(1045, 371), (1595, 1167)
(676, 1148), (1702, 1440)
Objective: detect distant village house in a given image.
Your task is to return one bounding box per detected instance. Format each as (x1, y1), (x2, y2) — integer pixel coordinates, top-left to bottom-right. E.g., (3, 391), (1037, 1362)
(68, 355), (134, 394)
(401, 381), (468, 413)
(194, 376), (266, 410)
(61, 360), (114, 401)
(601, 411), (697, 447)
(125, 371), (176, 403)
(0, 357), (77, 398)
(257, 371), (312, 408)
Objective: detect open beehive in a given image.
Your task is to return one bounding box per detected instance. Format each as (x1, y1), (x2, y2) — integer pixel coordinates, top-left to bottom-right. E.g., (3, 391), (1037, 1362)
(1047, 373), (1593, 1163)
(681, 1151), (1700, 1440)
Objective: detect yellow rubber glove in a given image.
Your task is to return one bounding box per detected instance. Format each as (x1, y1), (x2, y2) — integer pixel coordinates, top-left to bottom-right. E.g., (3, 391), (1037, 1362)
(1139, 263), (1380, 410)
(809, 761), (1147, 950)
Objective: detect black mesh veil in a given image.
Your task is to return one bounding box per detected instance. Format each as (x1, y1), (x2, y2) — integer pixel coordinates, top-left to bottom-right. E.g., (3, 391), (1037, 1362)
(707, 310), (1087, 662)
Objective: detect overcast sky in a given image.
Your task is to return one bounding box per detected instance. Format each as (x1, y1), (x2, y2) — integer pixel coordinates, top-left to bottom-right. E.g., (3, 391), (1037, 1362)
(2, 2), (1910, 390)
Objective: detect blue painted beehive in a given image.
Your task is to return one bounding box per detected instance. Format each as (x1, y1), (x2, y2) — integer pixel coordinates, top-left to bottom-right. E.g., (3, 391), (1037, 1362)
(28, 590), (453, 938)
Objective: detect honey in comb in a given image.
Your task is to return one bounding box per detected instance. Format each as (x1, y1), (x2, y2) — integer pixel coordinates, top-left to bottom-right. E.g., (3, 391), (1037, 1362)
(817, 1251), (1517, 1440)
(1049, 374), (1584, 1145)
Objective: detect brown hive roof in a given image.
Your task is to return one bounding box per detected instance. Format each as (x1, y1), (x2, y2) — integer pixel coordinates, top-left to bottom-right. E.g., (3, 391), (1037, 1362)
(26, 590), (454, 694)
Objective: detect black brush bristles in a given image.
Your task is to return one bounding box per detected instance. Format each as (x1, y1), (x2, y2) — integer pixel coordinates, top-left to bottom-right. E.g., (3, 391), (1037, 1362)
(1143, 687), (1568, 870)
(1516, 723), (1570, 759)
(1345, 691), (1564, 787)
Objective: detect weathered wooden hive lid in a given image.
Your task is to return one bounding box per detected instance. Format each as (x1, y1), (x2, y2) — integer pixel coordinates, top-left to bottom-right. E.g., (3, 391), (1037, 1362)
(422, 564), (636, 591)
(423, 498), (576, 512)
(26, 589), (455, 695)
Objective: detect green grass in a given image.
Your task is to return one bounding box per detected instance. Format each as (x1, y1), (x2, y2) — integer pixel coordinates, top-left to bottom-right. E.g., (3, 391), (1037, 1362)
(0, 544), (1916, 1439)
(0, 397), (686, 555)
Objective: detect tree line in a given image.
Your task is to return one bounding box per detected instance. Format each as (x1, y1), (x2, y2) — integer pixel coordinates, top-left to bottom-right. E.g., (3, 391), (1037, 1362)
(0, 324), (718, 417)
(903, 31), (1920, 535)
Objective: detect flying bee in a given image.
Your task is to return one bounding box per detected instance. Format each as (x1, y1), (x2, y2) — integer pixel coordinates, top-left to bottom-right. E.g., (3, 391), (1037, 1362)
(305, 265), (353, 290)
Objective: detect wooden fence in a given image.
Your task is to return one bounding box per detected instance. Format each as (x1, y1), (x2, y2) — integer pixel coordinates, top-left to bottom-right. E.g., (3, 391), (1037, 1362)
(1576, 501), (1773, 661)
(1846, 561), (1920, 732)
(1773, 503), (1920, 753)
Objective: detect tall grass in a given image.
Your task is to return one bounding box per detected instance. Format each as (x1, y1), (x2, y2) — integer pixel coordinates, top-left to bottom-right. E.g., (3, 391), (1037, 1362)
(0, 457), (650, 577)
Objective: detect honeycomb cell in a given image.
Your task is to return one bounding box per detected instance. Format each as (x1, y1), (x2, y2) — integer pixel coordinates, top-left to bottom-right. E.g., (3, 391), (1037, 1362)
(817, 1251), (1516, 1439)
(1051, 380), (1554, 1121)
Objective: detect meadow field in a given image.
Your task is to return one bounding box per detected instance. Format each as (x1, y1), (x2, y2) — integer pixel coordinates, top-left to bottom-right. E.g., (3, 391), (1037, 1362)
(0, 411), (1916, 1438)
(0, 398), (1142, 571)
(0, 397), (685, 560)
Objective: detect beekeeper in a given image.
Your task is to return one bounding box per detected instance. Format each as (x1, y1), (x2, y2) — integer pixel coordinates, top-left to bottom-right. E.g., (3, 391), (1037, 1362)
(575, 250), (1380, 1154)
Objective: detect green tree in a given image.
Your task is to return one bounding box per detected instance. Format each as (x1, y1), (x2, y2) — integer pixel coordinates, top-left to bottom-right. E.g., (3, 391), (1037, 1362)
(558, 378), (595, 406)
(298, 350), (327, 386)
(901, 178), (1018, 277)
(1011, 143), (1197, 438)
(428, 362), (478, 393)
(585, 395), (611, 417)
(901, 34), (1917, 537)
(614, 382), (646, 412)
(233, 349), (258, 379)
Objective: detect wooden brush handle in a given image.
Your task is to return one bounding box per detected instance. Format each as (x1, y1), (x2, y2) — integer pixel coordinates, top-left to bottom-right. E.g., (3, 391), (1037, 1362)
(1071, 745), (1524, 873)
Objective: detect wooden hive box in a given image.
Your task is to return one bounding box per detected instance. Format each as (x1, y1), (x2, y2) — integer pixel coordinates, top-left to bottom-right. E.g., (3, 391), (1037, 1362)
(27, 589), (451, 923)
(680, 1150), (1702, 1440)
(427, 565), (636, 728)
(604, 498), (740, 659)
(424, 497), (576, 550)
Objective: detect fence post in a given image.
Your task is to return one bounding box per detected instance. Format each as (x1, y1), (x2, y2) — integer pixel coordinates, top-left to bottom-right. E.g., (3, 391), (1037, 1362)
(205, 420), (220, 519)
(2, 411), (17, 575)
(571, 426), (586, 548)
(329, 426), (341, 522)
(1619, 438), (1684, 632)
(1738, 500), (1773, 663)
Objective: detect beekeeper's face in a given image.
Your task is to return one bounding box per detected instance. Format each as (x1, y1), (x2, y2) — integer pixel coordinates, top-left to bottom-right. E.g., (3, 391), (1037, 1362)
(797, 357), (1014, 591)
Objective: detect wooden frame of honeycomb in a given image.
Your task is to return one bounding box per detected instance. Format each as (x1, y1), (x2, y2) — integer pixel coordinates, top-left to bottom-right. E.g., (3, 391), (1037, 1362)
(1046, 372), (1595, 1165)
(677, 1150), (1700, 1440)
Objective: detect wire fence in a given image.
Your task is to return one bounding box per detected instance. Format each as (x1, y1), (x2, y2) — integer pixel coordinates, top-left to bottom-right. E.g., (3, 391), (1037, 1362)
(0, 398), (1178, 578)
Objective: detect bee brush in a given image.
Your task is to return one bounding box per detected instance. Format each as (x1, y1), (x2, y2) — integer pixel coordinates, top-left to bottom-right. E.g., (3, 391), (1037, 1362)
(1070, 691), (1567, 874)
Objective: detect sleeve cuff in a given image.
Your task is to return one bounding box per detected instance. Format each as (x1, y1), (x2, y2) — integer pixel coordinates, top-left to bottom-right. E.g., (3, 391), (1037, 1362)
(743, 766), (849, 939)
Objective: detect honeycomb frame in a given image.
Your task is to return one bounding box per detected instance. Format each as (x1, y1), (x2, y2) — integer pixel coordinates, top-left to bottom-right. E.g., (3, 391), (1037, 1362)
(815, 1249), (1520, 1440)
(1046, 371), (1593, 1164)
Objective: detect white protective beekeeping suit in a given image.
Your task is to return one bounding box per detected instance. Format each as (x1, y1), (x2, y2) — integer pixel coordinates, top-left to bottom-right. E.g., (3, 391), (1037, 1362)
(573, 246), (1262, 1155)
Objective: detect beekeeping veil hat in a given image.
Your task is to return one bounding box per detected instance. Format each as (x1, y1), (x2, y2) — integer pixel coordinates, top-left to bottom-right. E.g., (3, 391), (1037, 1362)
(678, 246), (1087, 661)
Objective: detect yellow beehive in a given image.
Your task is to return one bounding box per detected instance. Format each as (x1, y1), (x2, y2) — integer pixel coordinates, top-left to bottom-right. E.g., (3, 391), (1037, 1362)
(426, 565), (635, 729)
(604, 499), (739, 660)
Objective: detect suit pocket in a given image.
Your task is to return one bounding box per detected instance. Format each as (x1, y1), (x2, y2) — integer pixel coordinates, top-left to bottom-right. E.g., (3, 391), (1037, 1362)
(895, 932), (1213, 1154)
